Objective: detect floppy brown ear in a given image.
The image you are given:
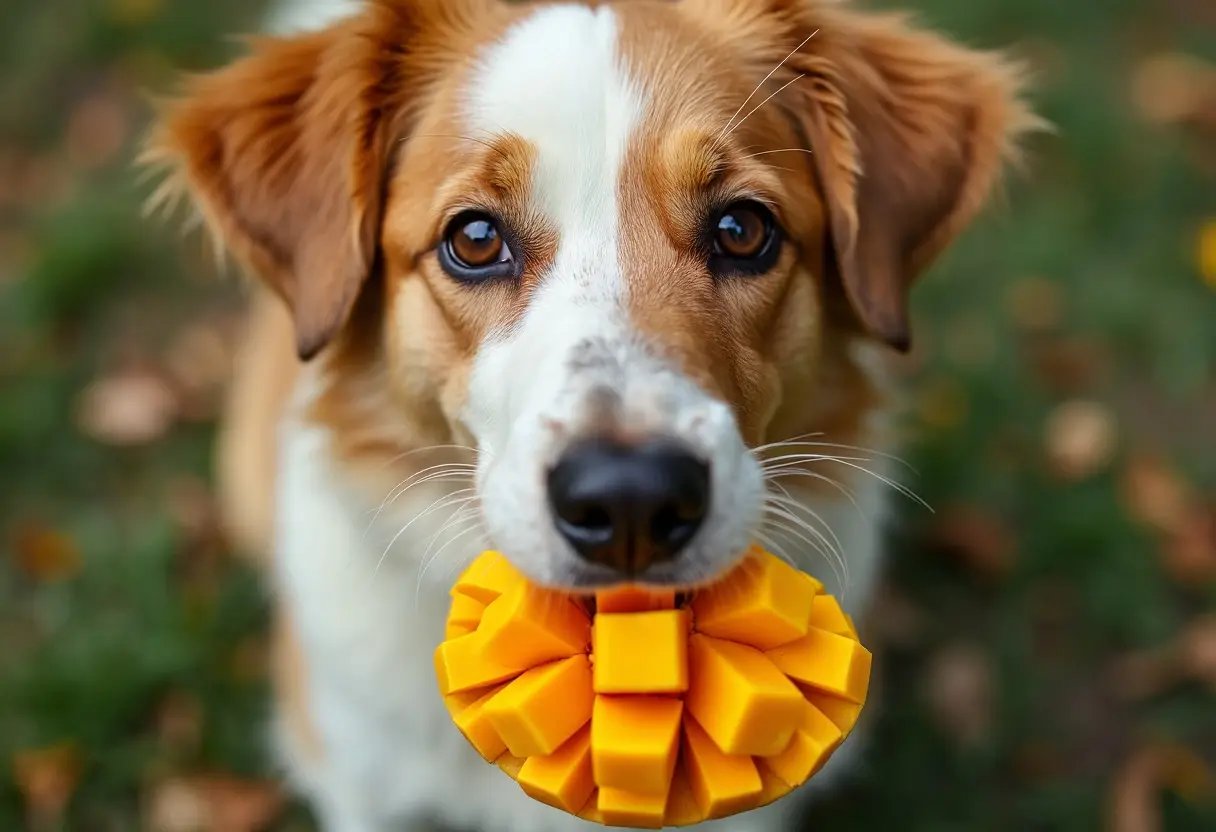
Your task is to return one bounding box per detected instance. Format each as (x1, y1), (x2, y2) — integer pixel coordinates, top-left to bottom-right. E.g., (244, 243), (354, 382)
(146, 4), (432, 359)
(784, 9), (1038, 349)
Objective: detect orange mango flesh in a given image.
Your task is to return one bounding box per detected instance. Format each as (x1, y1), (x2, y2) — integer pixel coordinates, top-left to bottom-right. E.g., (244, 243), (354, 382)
(766, 627), (873, 704)
(593, 610), (690, 694)
(478, 582), (590, 669)
(758, 699), (843, 787)
(596, 586), (676, 613)
(690, 548), (822, 650)
(682, 718), (763, 820)
(483, 654), (593, 757)
(685, 635), (805, 756)
(450, 550), (524, 604)
(590, 696), (683, 795)
(517, 727), (595, 813)
(436, 548), (870, 828)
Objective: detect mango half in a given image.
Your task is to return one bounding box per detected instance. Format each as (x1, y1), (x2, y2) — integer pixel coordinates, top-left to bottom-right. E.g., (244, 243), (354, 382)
(435, 547), (870, 828)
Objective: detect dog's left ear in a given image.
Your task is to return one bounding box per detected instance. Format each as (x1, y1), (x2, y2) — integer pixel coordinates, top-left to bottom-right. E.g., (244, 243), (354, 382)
(781, 8), (1039, 350)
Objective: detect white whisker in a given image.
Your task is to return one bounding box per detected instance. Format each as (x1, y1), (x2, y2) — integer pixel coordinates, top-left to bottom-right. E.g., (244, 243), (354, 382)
(726, 74), (805, 138)
(718, 30), (818, 140)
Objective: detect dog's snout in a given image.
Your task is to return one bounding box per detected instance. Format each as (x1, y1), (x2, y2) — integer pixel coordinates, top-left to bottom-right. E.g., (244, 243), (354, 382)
(547, 439), (710, 575)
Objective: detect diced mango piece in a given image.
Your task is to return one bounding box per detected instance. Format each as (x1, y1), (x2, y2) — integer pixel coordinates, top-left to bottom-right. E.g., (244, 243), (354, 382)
(591, 696), (683, 795)
(497, 753), (525, 778)
(451, 550), (524, 604)
(767, 627), (872, 704)
(691, 550), (822, 650)
(682, 718), (763, 820)
(434, 633), (523, 695)
(484, 655), (593, 757)
(802, 689), (863, 735)
(808, 594), (853, 636)
(685, 635), (804, 756)
(517, 727), (595, 813)
(577, 792), (605, 824)
(448, 593), (486, 630)
(445, 620), (475, 639)
(442, 686), (491, 717)
(593, 610), (689, 694)
(759, 700), (842, 788)
(597, 787), (667, 829)
(663, 767), (705, 827)
(756, 766), (794, 808)
(478, 582), (591, 668)
(596, 586), (676, 613)
(449, 685), (508, 762)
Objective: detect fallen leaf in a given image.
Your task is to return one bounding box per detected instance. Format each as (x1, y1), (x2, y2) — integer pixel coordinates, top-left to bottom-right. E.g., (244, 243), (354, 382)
(145, 775), (283, 832)
(75, 369), (178, 446)
(1120, 454), (1192, 533)
(930, 505), (1016, 580)
(64, 88), (130, 170)
(1108, 743), (1216, 832)
(10, 523), (81, 582)
(12, 743), (82, 828)
(1163, 505), (1216, 587)
(1179, 614), (1216, 688)
(1131, 54), (1216, 129)
(1044, 399), (1118, 481)
(921, 644), (993, 748)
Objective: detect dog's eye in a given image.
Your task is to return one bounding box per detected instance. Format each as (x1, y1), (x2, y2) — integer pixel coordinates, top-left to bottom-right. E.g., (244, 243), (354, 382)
(709, 201), (780, 276)
(440, 211), (516, 281)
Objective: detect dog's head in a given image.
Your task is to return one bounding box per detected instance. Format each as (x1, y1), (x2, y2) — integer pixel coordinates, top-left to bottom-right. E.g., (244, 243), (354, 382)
(149, 0), (1032, 589)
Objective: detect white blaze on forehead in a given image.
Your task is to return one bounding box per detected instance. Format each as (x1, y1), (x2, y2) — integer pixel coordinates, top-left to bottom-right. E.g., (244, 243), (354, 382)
(465, 3), (643, 245)
(463, 4), (648, 449)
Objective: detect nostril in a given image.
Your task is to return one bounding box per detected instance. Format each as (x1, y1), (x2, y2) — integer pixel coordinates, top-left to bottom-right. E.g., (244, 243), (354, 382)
(547, 438), (711, 574)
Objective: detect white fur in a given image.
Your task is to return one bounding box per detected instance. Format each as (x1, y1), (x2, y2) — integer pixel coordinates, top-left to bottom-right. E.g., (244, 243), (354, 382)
(264, 3), (890, 831)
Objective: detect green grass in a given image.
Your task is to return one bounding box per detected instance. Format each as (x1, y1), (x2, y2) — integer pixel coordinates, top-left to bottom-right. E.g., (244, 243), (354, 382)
(1, 0), (1214, 830)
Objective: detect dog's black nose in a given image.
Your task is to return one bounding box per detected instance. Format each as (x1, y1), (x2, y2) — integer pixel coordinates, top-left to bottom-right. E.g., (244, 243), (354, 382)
(547, 439), (710, 575)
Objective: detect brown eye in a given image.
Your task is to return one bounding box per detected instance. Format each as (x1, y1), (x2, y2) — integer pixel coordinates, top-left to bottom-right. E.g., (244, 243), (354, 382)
(440, 211), (516, 281)
(709, 201), (780, 276)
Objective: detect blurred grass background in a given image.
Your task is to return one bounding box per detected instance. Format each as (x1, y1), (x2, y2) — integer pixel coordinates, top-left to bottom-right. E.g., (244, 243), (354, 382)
(0, 0), (1214, 830)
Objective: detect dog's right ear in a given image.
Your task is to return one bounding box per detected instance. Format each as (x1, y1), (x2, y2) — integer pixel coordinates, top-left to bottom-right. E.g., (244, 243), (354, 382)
(144, 2), (484, 360)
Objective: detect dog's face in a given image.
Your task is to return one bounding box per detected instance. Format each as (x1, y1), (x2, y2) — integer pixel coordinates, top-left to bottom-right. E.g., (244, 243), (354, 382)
(151, 0), (1030, 589)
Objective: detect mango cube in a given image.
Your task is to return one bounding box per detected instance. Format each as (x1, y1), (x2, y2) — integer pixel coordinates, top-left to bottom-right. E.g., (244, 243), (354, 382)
(451, 550), (524, 604)
(663, 768), (702, 828)
(682, 719), (763, 820)
(448, 593), (487, 630)
(596, 586), (676, 613)
(691, 549), (822, 650)
(434, 633), (523, 695)
(449, 685), (508, 762)
(685, 635), (804, 756)
(518, 727), (595, 813)
(756, 766), (794, 808)
(593, 610), (689, 694)
(803, 689), (863, 735)
(591, 695), (683, 795)
(767, 627), (872, 704)
(808, 594), (854, 637)
(597, 787), (667, 829)
(759, 699), (842, 787)
(497, 753), (525, 778)
(479, 582), (591, 669)
(484, 655), (593, 757)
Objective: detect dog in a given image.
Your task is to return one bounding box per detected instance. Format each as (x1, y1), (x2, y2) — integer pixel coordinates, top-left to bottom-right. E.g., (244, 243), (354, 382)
(146, 1), (1033, 829)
